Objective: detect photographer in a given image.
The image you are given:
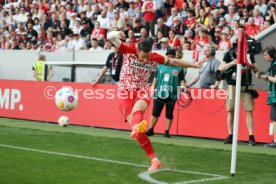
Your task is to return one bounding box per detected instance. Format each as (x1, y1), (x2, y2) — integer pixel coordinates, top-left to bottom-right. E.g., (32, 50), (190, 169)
(218, 27), (259, 146)
(256, 46), (276, 148)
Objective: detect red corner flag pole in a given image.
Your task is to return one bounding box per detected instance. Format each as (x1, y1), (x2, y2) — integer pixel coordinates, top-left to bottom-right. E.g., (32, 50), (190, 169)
(230, 30), (244, 176)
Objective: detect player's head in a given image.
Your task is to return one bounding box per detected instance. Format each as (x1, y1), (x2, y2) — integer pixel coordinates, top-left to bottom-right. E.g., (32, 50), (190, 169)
(137, 39), (152, 64)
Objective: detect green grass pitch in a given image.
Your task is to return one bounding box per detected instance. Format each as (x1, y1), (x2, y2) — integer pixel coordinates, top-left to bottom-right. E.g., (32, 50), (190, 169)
(0, 118), (276, 184)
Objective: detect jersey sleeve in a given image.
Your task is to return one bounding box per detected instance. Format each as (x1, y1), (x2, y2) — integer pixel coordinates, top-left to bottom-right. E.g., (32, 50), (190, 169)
(150, 52), (168, 65)
(118, 42), (137, 54)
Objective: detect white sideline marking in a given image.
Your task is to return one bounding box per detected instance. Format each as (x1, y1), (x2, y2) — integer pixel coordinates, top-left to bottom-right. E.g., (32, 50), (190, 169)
(0, 144), (228, 184)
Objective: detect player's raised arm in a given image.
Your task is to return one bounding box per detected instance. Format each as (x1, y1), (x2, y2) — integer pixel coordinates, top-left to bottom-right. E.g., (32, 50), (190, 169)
(168, 58), (202, 68)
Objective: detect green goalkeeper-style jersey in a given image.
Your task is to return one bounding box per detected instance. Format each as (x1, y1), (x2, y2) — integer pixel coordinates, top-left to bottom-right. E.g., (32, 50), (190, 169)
(155, 64), (184, 100)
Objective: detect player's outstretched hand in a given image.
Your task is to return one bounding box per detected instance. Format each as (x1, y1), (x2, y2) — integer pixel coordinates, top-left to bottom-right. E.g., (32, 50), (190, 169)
(196, 62), (203, 68)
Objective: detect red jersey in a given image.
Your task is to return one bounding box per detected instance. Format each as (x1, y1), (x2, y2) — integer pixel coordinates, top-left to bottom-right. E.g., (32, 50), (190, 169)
(43, 39), (55, 50)
(118, 43), (167, 90)
(184, 17), (196, 29)
(142, 1), (156, 21)
(218, 39), (232, 50)
(245, 25), (260, 37)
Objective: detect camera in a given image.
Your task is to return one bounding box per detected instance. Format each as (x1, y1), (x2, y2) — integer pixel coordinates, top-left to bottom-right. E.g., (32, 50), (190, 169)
(247, 38), (262, 55)
(216, 67), (236, 80)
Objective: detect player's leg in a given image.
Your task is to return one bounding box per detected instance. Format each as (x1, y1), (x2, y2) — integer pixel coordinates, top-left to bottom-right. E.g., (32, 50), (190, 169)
(130, 99), (161, 171)
(146, 98), (164, 136)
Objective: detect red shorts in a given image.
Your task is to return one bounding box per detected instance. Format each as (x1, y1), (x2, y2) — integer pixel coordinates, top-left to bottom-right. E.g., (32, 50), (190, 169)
(119, 89), (150, 121)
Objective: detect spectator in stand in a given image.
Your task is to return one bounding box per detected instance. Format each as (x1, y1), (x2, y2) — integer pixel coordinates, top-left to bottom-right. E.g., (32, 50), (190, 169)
(224, 5), (240, 28)
(197, 8), (209, 27)
(240, 8), (250, 25)
(155, 30), (164, 48)
(78, 0), (88, 13)
(111, 11), (128, 34)
(245, 17), (260, 37)
(91, 4), (102, 22)
(254, 0), (268, 16)
(218, 28), (232, 51)
(132, 18), (146, 38)
(184, 10), (196, 30)
(69, 12), (78, 31)
(242, 0), (254, 13)
(154, 0), (165, 22)
(80, 20), (91, 39)
(188, 1), (196, 16)
(37, 30), (45, 47)
(127, 0), (140, 28)
(26, 41), (32, 50)
(116, 0), (130, 10)
(43, 31), (55, 51)
(183, 41), (192, 50)
(192, 28), (209, 50)
(11, 38), (20, 50)
(156, 18), (170, 38)
(97, 10), (111, 31)
(71, 33), (86, 50)
(89, 38), (103, 51)
(261, 20), (271, 31)
(168, 30), (181, 49)
(159, 37), (171, 50)
(33, 17), (42, 33)
(171, 16), (188, 36)
(128, 29), (139, 43)
(86, 4), (93, 19)
(140, 28), (154, 45)
(26, 22), (38, 41)
(200, 0), (212, 16)
(80, 11), (94, 30)
(166, 7), (179, 27)
(55, 33), (66, 50)
(91, 21), (106, 40)
(218, 16), (230, 30)
(73, 20), (83, 34)
(207, 17), (216, 40)
(142, 0), (157, 37)
(103, 40), (113, 50)
(183, 29), (195, 44)
(216, 0), (227, 16)
(253, 9), (264, 27)
(265, 3), (276, 24)
(60, 20), (72, 38)
(119, 4), (129, 20)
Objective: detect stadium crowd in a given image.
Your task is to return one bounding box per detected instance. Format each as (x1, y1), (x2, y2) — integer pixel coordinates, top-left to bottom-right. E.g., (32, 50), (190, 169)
(0, 0), (275, 51)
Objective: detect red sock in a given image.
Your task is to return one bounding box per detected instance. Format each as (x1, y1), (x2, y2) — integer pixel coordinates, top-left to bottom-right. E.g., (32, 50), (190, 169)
(131, 110), (156, 160)
(136, 133), (156, 160)
(131, 110), (143, 126)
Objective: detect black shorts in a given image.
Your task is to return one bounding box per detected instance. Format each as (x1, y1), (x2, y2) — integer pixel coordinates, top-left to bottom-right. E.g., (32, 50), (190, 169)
(271, 103), (276, 121)
(152, 98), (176, 120)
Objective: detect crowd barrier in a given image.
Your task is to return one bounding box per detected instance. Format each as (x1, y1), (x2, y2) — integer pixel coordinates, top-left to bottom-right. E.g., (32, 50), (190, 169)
(0, 80), (272, 143)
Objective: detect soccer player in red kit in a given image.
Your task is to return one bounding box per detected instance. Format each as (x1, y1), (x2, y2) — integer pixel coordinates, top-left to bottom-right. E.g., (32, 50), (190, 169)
(107, 31), (201, 171)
